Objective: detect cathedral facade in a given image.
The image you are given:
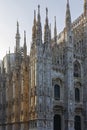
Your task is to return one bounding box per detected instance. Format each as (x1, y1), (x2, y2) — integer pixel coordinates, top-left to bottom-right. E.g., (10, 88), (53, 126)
(0, 0), (87, 130)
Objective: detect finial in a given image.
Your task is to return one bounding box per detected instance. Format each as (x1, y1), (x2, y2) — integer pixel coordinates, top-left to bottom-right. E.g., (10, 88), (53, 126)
(38, 5), (40, 14)
(67, 0), (70, 6)
(34, 10), (36, 21)
(33, 10), (36, 26)
(17, 21), (19, 26)
(9, 47), (10, 54)
(24, 30), (26, 37)
(32, 10), (36, 42)
(44, 8), (50, 43)
(54, 16), (56, 27)
(24, 30), (26, 46)
(37, 5), (41, 22)
(36, 5), (42, 43)
(17, 21), (19, 34)
(50, 23), (51, 30)
(67, 0), (70, 10)
(15, 20), (20, 52)
(54, 16), (57, 43)
(65, 0), (71, 30)
(46, 8), (48, 18)
(45, 7), (48, 25)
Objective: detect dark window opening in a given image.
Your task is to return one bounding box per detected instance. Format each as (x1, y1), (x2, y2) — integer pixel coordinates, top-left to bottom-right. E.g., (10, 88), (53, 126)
(74, 116), (81, 130)
(54, 115), (61, 130)
(54, 84), (60, 100)
(75, 88), (80, 102)
(74, 61), (81, 78)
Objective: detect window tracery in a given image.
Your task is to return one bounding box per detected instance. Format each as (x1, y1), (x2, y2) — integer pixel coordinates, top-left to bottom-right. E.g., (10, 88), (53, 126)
(74, 61), (81, 77)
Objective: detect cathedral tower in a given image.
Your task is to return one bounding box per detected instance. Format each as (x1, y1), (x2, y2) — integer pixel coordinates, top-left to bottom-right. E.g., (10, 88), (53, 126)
(29, 5), (43, 130)
(29, 5), (53, 130)
(12, 22), (21, 130)
(43, 7), (53, 130)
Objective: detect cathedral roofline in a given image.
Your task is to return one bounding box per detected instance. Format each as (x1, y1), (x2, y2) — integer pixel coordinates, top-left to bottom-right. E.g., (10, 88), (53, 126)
(55, 13), (84, 44)
(72, 13), (84, 29)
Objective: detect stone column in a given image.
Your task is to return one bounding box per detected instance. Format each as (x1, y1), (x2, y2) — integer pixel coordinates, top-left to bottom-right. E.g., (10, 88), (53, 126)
(62, 114), (65, 130)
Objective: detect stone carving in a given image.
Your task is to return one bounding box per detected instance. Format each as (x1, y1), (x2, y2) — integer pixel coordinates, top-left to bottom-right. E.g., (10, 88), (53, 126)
(70, 90), (73, 100)
(69, 102), (74, 116)
(70, 121), (74, 129)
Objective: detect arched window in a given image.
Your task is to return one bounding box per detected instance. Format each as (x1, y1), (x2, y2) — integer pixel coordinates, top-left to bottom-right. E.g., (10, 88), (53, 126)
(75, 88), (80, 102)
(74, 61), (81, 77)
(74, 116), (81, 130)
(54, 84), (60, 100)
(54, 115), (61, 130)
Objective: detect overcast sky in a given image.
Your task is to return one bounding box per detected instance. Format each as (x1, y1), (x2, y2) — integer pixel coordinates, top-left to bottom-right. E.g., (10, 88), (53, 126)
(0, 0), (84, 60)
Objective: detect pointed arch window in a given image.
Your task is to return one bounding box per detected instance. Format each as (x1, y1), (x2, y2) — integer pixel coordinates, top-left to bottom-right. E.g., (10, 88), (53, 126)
(74, 61), (81, 77)
(54, 84), (60, 100)
(74, 116), (81, 130)
(54, 114), (61, 130)
(75, 88), (80, 102)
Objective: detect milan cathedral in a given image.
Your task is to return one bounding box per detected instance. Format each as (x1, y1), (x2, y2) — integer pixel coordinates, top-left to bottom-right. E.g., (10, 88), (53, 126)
(0, 0), (87, 130)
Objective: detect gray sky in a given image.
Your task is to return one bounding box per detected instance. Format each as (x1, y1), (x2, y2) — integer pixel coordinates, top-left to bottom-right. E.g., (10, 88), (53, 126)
(0, 0), (84, 59)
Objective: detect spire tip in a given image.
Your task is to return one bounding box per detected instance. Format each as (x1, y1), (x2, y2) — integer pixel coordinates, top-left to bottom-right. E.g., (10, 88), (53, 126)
(24, 30), (26, 35)
(34, 10), (36, 18)
(9, 47), (10, 54)
(38, 5), (40, 14)
(46, 7), (48, 17)
(24, 30), (26, 42)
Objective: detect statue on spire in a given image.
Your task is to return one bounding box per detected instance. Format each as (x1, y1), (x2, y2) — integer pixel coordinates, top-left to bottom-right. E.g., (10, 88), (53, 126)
(32, 10), (36, 43)
(17, 21), (19, 34)
(45, 7), (49, 26)
(24, 31), (26, 44)
(36, 5), (42, 43)
(15, 21), (20, 53)
(54, 16), (57, 44)
(37, 5), (41, 23)
(65, 0), (71, 31)
(44, 7), (50, 43)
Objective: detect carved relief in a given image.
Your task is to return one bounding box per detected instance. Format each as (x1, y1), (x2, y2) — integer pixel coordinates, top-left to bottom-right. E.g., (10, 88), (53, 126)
(70, 90), (73, 100)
